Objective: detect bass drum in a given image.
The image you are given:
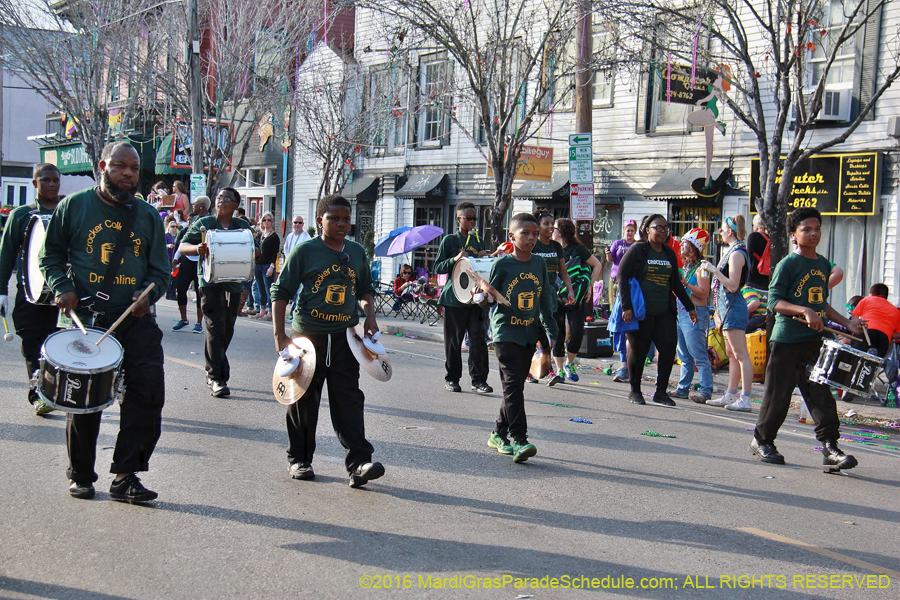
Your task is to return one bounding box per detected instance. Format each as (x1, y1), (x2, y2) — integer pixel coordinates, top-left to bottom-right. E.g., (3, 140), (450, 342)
(201, 229), (255, 283)
(22, 214), (54, 305)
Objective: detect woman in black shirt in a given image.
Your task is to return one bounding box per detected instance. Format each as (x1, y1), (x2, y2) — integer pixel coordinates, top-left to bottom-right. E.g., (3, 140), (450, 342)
(617, 214), (697, 406)
(254, 212), (280, 321)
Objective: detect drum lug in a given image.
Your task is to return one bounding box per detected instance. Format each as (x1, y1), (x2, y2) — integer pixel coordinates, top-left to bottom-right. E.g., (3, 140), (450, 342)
(114, 372), (126, 405)
(29, 369), (40, 390)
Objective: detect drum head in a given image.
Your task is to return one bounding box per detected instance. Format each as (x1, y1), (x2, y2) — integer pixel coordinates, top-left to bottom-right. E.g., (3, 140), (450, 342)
(24, 215), (50, 303)
(451, 257), (476, 303)
(43, 328), (124, 373)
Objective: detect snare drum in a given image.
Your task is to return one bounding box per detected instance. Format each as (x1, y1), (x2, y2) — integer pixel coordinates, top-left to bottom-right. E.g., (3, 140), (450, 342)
(452, 257), (497, 303)
(201, 229), (255, 283)
(809, 338), (884, 397)
(32, 328), (124, 414)
(22, 214), (54, 305)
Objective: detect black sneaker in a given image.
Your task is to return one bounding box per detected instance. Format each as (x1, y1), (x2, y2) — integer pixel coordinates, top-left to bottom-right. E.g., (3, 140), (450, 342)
(628, 391), (646, 405)
(472, 382), (493, 394)
(109, 473), (158, 504)
(652, 392), (676, 407)
(750, 438), (786, 465)
(210, 380), (230, 397)
(444, 381), (461, 393)
(69, 480), (95, 499)
(349, 462), (385, 488)
(289, 462), (315, 480)
(547, 374), (563, 387)
(526, 375), (538, 384)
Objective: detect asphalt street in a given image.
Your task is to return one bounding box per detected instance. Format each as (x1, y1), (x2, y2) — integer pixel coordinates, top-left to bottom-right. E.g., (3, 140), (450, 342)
(1, 299), (899, 599)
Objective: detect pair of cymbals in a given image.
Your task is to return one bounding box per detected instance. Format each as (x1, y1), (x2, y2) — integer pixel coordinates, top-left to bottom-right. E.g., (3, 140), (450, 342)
(346, 326), (392, 381)
(271, 337), (316, 405)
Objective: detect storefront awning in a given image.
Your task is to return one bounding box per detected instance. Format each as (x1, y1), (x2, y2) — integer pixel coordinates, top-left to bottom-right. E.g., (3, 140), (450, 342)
(155, 133), (183, 175)
(341, 175), (380, 201)
(514, 172), (569, 200)
(39, 142), (93, 176)
(643, 168), (728, 199)
(395, 173), (448, 199)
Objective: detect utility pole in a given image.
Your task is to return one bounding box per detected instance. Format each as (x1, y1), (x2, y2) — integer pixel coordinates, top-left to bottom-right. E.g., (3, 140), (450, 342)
(189, 0), (203, 174)
(573, 1), (594, 245)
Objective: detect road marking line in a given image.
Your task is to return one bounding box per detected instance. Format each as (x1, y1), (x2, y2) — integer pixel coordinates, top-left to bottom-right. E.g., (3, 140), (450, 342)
(737, 527), (900, 578)
(167, 356), (205, 371)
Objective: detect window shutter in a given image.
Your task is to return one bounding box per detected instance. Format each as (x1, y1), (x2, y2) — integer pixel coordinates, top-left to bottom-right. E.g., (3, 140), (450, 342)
(635, 66), (650, 134)
(856, 0), (883, 121)
(440, 61), (452, 147)
(409, 63), (421, 148)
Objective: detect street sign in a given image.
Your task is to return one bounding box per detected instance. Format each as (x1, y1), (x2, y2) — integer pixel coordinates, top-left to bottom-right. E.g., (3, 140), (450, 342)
(568, 133), (592, 146)
(190, 174), (206, 204)
(570, 183), (595, 220)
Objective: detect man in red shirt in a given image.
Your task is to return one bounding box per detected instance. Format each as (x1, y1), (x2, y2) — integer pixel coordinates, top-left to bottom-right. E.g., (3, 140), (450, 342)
(852, 283), (900, 357)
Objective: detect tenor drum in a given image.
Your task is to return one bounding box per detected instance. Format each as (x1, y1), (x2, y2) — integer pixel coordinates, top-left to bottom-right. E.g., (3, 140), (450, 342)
(22, 214), (54, 305)
(451, 257), (497, 303)
(201, 229), (255, 283)
(32, 327), (124, 414)
(809, 338), (884, 397)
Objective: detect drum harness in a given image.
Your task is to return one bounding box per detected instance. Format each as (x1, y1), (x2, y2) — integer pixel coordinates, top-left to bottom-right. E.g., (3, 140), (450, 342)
(78, 194), (138, 326)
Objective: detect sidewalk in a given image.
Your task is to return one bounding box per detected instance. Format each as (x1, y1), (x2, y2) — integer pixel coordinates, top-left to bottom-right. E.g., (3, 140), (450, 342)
(377, 313), (900, 427)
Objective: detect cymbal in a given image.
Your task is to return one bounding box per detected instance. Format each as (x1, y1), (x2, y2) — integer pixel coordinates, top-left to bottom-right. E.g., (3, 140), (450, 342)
(346, 324), (392, 382)
(272, 337), (317, 405)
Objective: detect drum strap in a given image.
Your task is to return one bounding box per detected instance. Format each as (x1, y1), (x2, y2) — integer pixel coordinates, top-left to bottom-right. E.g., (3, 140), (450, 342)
(85, 194), (138, 315)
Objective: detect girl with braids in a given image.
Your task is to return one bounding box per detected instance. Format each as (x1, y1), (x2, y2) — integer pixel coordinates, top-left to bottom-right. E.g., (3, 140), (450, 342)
(672, 229), (714, 403)
(551, 218), (602, 382)
(617, 214), (697, 406)
(700, 215), (753, 411)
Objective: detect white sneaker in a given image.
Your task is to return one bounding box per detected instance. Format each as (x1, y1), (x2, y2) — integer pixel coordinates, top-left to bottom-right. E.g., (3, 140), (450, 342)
(707, 393), (737, 407)
(726, 396), (753, 412)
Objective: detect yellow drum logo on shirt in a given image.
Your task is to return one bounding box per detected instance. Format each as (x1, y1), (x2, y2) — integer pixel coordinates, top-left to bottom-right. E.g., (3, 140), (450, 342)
(518, 291), (534, 311)
(325, 284), (346, 305)
(808, 286), (824, 304)
(100, 243), (125, 265)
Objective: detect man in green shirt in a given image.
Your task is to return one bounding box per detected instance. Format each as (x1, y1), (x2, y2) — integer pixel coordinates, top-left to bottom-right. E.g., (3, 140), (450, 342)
(434, 201), (492, 394)
(179, 187), (257, 398)
(751, 207), (863, 472)
(40, 142), (170, 503)
(271, 194), (384, 488)
(0, 163), (61, 415)
(485, 213), (558, 463)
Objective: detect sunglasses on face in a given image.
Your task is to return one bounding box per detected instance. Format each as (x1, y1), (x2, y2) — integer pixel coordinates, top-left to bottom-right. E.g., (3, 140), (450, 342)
(402, 270), (412, 275)
(460, 215), (476, 222)
(294, 221), (303, 225)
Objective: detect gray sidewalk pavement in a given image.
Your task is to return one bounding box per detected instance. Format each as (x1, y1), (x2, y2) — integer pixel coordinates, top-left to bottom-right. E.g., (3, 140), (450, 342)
(373, 311), (900, 427)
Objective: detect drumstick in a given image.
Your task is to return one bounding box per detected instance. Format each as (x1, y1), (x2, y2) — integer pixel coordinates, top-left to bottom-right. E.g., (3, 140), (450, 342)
(2, 314), (12, 341)
(861, 323), (872, 347)
(465, 268), (511, 307)
(94, 283), (155, 346)
(69, 311), (89, 336)
(792, 316), (863, 342)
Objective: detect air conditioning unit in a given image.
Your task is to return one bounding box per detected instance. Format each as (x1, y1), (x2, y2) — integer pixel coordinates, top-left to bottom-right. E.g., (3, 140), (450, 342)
(790, 89), (851, 122)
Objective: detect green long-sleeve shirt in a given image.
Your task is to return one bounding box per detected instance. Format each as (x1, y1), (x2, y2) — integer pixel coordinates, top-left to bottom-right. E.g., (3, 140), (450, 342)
(434, 231), (486, 308)
(488, 253), (558, 345)
(39, 187), (170, 314)
(0, 201), (56, 295)
(270, 237), (375, 335)
(181, 215), (255, 294)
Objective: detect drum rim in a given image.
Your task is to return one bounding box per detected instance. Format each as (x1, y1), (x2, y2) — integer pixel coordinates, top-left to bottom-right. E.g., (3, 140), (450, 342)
(36, 390), (117, 414)
(42, 327), (124, 375)
(23, 214), (53, 303)
(821, 338), (886, 364)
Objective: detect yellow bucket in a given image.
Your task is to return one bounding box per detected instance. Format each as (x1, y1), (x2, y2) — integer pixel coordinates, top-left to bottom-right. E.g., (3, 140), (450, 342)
(747, 329), (767, 383)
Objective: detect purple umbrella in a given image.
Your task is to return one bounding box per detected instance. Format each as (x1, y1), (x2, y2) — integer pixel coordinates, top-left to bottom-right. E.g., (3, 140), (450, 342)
(383, 225), (444, 257)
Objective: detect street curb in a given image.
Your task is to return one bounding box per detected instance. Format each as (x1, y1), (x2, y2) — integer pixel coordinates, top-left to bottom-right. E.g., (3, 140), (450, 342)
(384, 323), (444, 344)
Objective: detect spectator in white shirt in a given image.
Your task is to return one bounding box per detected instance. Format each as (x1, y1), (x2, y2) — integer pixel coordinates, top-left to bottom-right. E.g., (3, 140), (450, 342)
(283, 215), (311, 257)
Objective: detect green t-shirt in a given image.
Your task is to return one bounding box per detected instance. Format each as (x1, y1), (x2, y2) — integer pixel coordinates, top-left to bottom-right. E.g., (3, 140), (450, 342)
(269, 237), (375, 335)
(488, 254), (559, 345)
(39, 188), (170, 315)
(769, 252), (832, 343)
(0, 201), (57, 295)
(532, 239), (565, 293)
(434, 231), (486, 307)
(640, 247), (673, 315)
(182, 214), (255, 294)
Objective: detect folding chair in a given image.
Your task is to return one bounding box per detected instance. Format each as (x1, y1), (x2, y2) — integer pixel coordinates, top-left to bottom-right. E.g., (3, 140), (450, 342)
(415, 280), (443, 326)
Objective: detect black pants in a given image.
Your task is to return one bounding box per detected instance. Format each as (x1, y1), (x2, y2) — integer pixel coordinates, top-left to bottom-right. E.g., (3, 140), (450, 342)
(286, 331), (374, 473)
(852, 328), (890, 359)
(67, 314), (166, 483)
(755, 340), (840, 445)
(11, 284), (59, 400)
(443, 304), (489, 385)
(200, 287), (240, 382)
(625, 312), (678, 395)
(494, 342), (535, 443)
(175, 257), (200, 307)
(552, 303), (585, 357)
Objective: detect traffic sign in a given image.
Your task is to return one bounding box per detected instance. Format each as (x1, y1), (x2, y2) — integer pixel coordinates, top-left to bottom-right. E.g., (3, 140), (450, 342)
(570, 183), (595, 220)
(190, 174), (206, 203)
(568, 133), (592, 146)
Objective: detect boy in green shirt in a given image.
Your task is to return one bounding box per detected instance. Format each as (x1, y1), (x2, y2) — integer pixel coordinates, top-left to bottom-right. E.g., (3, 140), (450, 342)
(270, 194), (384, 488)
(484, 213), (558, 463)
(751, 207), (863, 472)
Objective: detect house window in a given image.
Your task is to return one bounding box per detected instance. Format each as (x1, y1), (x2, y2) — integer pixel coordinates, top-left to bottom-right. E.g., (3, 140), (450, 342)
(413, 204), (443, 269)
(593, 25), (615, 108)
(368, 65), (408, 155)
(415, 54), (451, 147)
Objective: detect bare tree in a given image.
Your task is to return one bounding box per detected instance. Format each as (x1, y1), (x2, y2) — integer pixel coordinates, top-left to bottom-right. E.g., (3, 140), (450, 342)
(0, 0), (162, 177)
(359, 0), (584, 247)
(613, 0), (900, 263)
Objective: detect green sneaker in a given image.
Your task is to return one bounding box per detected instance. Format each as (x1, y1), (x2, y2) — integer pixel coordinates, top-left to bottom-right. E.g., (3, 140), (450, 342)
(512, 440), (537, 463)
(487, 431), (513, 455)
(34, 400), (55, 416)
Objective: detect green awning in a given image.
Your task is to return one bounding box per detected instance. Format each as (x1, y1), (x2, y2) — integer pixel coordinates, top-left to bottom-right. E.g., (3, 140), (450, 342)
(40, 142), (93, 176)
(155, 133), (183, 175)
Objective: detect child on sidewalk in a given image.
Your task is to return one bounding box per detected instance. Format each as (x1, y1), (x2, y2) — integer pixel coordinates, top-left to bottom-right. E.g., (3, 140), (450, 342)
(484, 213), (559, 463)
